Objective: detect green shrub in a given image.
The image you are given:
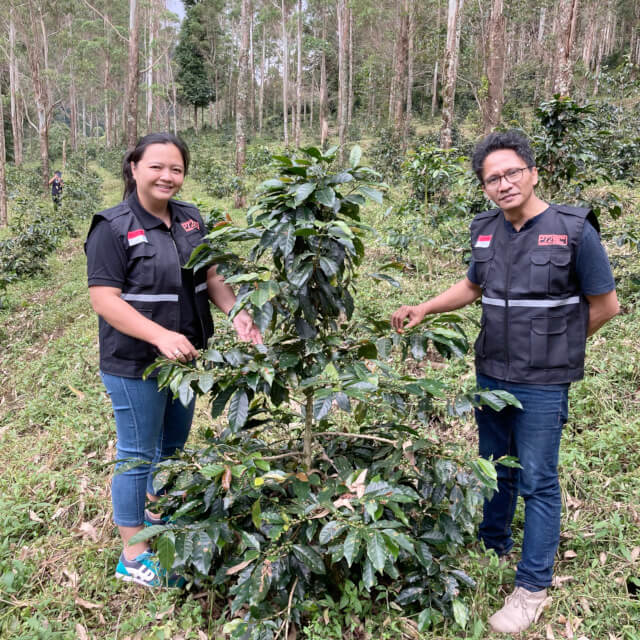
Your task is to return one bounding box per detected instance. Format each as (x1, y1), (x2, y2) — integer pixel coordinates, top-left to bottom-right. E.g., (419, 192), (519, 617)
(138, 145), (518, 637)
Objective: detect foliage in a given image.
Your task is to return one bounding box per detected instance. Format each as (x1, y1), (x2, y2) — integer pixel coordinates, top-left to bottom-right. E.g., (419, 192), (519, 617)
(191, 155), (236, 199)
(369, 128), (405, 184)
(403, 145), (487, 223)
(532, 96), (625, 219)
(140, 145), (515, 637)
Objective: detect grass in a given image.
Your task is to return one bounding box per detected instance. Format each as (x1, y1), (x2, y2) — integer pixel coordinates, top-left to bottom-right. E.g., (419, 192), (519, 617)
(0, 137), (639, 639)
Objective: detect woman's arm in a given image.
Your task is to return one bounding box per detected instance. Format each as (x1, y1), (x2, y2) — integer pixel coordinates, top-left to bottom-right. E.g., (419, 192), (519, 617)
(89, 286), (199, 360)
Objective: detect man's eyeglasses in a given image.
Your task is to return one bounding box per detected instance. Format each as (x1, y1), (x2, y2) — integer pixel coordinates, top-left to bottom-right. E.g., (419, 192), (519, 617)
(483, 166), (532, 189)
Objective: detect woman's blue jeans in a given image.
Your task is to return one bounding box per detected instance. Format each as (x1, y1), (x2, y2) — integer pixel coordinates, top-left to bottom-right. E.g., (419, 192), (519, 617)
(100, 372), (195, 527)
(475, 373), (569, 591)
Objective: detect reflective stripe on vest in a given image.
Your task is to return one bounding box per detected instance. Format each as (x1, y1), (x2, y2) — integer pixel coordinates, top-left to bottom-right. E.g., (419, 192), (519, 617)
(121, 293), (179, 302)
(195, 283), (208, 294)
(481, 295), (581, 308)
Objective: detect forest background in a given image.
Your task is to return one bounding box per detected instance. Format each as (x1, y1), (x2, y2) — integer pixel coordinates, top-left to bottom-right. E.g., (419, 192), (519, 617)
(0, 0), (639, 639)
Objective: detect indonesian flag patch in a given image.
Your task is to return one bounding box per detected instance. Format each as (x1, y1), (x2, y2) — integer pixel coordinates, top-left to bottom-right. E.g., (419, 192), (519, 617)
(538, 234), (568, 246)
(181, 219), (200, 232)
(127, 229), (148, 246)
(475, 234), (492, 248)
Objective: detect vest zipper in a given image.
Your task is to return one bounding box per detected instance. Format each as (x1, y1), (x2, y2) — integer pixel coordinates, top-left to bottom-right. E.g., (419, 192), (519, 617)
(504, 231), (513, 376)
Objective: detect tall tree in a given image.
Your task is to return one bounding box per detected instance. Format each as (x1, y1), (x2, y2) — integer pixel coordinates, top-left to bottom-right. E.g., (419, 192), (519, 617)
(280, 0), (290, 147)
(319, 6), (328, 148)
(8, 5), (23, 166)
(295, 0), (302, 147)
(482, 0), (505, 133)
(337, 0), (348, 161)
(439, 0), (464, 149)
(125, 0), (140, 147)
(0, 87), (7, 228)
(553, 0), (580, 95)
(235, 0), (250, 208)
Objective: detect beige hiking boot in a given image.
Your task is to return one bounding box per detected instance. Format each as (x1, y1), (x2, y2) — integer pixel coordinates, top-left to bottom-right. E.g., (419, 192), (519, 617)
(488, 586), (550, 634)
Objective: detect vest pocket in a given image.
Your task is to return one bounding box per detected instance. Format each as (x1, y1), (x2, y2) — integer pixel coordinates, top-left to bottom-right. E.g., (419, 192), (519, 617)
(126, 243), (156, 286)
(530, 250), (571, 295)
(530, 316), (569, 368)
(111, 306), (157, 362)
(471, 248), (494, 287)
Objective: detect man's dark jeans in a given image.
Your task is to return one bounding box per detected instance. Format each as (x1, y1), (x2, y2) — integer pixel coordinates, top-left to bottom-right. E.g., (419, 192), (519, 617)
(475, 373), (569, 591)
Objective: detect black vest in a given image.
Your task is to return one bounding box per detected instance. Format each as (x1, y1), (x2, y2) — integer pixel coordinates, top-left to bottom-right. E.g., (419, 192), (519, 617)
(86, 199), (214, 377)
(470, 205), (598, 384)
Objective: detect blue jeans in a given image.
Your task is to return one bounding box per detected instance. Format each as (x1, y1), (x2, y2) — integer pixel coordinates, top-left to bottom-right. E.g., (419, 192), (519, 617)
(475, 373), (569, 591)
(100, 372), (195, 527)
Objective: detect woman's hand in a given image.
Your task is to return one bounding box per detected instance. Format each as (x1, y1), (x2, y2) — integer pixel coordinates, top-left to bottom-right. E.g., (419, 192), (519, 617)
(232, 310), (263, 345)
(152, 329), (199, 361)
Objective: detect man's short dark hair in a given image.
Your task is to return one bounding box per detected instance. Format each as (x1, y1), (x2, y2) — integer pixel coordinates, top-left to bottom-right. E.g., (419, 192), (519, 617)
(471, 130), (536, 182)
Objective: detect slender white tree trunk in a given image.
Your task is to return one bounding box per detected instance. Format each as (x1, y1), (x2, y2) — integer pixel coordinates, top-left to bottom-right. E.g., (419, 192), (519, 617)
(440, 0), (465, 149)
(0, 87), (7, 227)
(337, 0), (348, 161)
(295, 0), (302, 147)
(281, 0), (289, 147)
(9, 7), (23, 165)
(235, 0), (250, 208)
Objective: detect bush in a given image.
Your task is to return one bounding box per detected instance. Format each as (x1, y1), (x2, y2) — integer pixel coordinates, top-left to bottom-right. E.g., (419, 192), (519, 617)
(138, 145), (519, 637)
(369, 128), (405, 184)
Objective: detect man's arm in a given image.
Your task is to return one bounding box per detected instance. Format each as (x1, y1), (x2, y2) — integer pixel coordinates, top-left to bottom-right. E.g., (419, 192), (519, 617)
(391, 277), (482, 333)
(586, 290), (619, 337)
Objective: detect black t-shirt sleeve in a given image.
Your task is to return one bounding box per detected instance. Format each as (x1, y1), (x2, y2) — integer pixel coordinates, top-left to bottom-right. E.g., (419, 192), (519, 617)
(575, 220), (616, 295)
(86, 219), (127, 288)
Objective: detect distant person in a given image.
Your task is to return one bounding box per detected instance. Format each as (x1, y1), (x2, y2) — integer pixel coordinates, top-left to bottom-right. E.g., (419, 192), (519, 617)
(49, 171), (63, 208)
(391, 130), (619, 634)
(85, 132), (262, 587)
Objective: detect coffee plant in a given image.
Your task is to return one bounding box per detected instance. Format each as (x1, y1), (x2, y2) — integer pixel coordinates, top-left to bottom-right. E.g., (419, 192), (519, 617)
(139, 145), (517, 638)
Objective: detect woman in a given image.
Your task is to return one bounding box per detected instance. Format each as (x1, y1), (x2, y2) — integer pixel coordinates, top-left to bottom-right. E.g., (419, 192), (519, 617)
(85, 133), (261, 587)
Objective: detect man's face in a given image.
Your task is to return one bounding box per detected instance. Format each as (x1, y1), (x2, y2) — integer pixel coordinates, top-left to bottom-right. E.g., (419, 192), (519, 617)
(481, 149), (538, 212)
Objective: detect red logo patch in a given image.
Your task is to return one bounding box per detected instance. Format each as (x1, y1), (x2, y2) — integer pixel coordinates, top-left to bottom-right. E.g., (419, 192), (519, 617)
(181, 219), (200, 232)
(127, 229), (145, 239)
(538, 234), (568, 246)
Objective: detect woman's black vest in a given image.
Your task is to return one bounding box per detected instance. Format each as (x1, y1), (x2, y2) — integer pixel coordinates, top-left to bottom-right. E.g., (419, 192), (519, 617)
(86, 199), (214, 378)
(470, 205), (598, 384)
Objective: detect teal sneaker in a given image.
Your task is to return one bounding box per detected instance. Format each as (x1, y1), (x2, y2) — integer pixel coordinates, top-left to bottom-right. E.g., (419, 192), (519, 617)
(115, 551), (185, 588)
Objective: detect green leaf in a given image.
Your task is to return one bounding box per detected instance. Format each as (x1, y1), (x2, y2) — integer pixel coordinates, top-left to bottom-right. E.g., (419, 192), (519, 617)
(251, 499), (262, 529)
(292, 544), (325, 574)
(157, 532), (176, 571)
(198, 372), (214, 394)
(369, 272), (401, 288)
(366, 531), (388, 572)
(319, 256), (339, 277)
(228, 390), (249, 432)
(349, 145), (362, 168)
(315, 187), (336, 208)
(318, 521), (346, 544)
(250, 280), (280, 308)
(418, 608), (433, 632)
(362, 558), (376, 590)
(128, 525), (166, 545)
(293, 182), (316, 205)
(211, 386), (235, 419)
(452, 599), (469, 629)
(343, 529), (360, 567)
(358, 185), (384, 204)
(224, 272), (263, 284)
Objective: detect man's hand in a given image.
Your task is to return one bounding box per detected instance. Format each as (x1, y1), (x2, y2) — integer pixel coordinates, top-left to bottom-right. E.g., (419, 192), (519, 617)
(232, 310), (264, 344)
(391, 304), (426, 333)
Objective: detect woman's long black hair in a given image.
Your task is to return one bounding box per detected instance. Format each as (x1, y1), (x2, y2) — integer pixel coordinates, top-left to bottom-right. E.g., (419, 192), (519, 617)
(122, 132), (190, 199)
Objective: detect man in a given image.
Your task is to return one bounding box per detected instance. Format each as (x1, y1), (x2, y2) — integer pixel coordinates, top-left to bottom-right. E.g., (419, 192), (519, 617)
(391, 130), (619, 634)
(49, 171), (63, 209)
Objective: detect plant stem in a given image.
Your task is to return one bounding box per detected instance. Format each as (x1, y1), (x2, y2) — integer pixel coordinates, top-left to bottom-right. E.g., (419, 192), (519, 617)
(304, 389), (313, 469)
(315, 431), (397, 445)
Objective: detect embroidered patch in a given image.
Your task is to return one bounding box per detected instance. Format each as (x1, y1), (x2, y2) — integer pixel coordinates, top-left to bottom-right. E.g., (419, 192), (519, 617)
(538, 234), (568, 246)
(127, 229), (148, 246)
(475, 234), (492, 248)
(181, 219), (200, 232)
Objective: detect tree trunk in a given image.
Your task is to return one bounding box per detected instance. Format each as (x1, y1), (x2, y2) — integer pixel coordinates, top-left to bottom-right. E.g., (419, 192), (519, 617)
(392, 1), (409, 141)
(125, 0), (140, 148)
(281, 0), (289, 147)
(295, 0), (302, 147)
(235, 0), (250, 208)
(9, 7), (23, 165)
(23, 0), (51, 193)
(146, 1), (155, 134)
(319, 8), (328, 148)
(0, 87), (7, 228)
(347, 7), (354, 130)
(439, 0), (464, 149)
(259, 22), (266, 134)
(337, 0), (348, 161)
(482, 0), (505, 134)
(70, 77), (78, 152)
(431, 60), (439, 117)
(403, 1), (414, 146)
(553, 0), (580, 96)
(249, 1), (255, 133)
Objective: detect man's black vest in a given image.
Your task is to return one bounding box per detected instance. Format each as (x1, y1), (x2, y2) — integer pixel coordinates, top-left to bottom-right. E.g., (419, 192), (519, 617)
(86, 199), (214, 378)
(470, 205), (598, 384)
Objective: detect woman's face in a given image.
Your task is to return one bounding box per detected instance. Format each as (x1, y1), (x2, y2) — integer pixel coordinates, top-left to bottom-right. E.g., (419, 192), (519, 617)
(131, 143), (185, 208)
